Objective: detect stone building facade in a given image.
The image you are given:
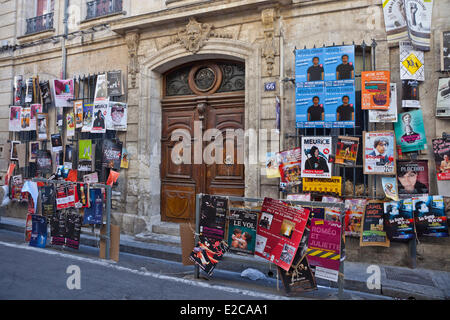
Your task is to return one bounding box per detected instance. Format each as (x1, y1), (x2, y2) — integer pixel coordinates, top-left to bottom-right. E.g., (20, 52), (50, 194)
(0, 0), (449, 270)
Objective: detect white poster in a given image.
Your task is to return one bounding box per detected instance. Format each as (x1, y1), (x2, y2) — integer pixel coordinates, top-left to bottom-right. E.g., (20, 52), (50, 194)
(94, 74), (108, 102)
(436, 78), (450, 112)
(382, 0), (409, 45)
(301, 136), (332, 178)
(91, 101), (108, 134)
(403, 0), (433, 51)
(369, 83), (398, 123)
(400, 41), (424, 81)
(106, 101), (127, 131)
(52, 79), (74, 107)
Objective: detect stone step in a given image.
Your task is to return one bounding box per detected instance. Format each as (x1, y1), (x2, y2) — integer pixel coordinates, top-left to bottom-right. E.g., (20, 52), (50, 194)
(151, 221), (180, 237)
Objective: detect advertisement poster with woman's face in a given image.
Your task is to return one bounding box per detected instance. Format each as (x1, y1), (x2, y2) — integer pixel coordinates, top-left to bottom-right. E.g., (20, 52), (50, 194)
(363, 131), (396, 175)
(301, 136), (332, 178)
(397, 160), (429, 198)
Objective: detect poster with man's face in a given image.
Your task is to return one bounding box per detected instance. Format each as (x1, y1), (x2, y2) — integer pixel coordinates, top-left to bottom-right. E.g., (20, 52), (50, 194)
(92, 102), (107, 134)
(106, 101), (127, 131)
(301, 136), (332, 178)
(363, 131), (396, 175)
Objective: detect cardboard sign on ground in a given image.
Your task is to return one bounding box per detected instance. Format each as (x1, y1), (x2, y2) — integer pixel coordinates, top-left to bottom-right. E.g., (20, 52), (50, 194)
(100, 224), (120, 262)
(180, 222), (196, 266)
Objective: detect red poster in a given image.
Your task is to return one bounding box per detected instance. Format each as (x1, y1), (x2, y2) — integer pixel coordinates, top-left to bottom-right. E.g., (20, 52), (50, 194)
(307, 218), (341, 282)
(255, 198), (310, 271)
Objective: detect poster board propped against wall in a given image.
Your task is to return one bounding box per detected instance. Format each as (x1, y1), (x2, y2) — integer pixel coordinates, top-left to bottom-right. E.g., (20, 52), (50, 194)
(100, 224), (120, 262)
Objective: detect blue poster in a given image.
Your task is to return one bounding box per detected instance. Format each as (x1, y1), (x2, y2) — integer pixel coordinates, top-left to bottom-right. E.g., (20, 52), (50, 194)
(83, 188), (103, 225)
(29, 215), (47, 248)
(295, 45), (355, 128)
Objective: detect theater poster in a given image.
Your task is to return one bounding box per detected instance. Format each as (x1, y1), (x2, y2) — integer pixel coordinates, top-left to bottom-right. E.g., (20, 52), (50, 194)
(432, 138), (450, 181)
(383, 200), (415, 241)
(360, 201), (390, 247)
(106, 101), (127, 131)
(413, 195), (449, 237)
(382, 0), (408, 45)
(394, 109), (427, 153)
(397, 160), (429, 198)
(199, 195), (228, 241)
(361, 71), (390, 110)
(369, 83), (398, 122)
(9, 106), (21, 132)
(255, 198), (310, 271)
(278, 147), (302, 188)
(401, 80), (420, 108)
(441, 31), (450, 71)
(52, 79), (74, 107)
(404, 0), (433, 51)
(400, 41), (425, 81)
(436, 78), (450, 112)
(363, 131), (396, 175)
(92, 101), (107, 134)
(335, 136), (359, 166)
(301, 136), (332, 178)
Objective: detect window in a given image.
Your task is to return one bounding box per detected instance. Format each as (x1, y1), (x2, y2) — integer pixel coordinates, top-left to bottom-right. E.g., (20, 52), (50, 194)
(25, 0), (55, 35)
(86, 0), (123, 20)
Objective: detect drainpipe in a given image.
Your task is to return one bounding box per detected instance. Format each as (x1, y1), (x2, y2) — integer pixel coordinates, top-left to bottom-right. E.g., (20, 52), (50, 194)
(62, 0), (69, 78)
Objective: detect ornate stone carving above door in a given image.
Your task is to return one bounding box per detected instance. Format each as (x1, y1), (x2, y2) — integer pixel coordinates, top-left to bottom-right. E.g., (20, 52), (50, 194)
(125, 30), (140, 88)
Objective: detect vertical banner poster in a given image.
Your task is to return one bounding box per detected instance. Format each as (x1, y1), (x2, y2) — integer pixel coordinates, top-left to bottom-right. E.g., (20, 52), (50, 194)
(78, 139), (92, 161)
(73, 100), (84, 129)
(335, 136), (359, 166)
(9, 106), (21, 132)
(255, 198), (310, 271)
(82, 103), (94, 132)
(20, 106), (31, 131)
(107, 70), (123, 97)
(102, 139), (123, 170)
(413, 195), (449, 237)
(106, 101), (127, 131)
(404, 0), (433, 51)
(397, 160), (429, 197)
(266, 152), (281, 178)
(52, 79), (74, 107)
(66, 210), (82, 250)
(36, 150), (52, 176)
(227, 209), (257, 255)
(41, 185), (56, 217)
(441, 31), (450, 71)
(66, 112), (75, 137)
(29, 215), (47, 248)
(402, 80), (420, 108)
(120, 147), (129, 169)
(199, 195), (228, 241)
(301, 136), (332, 178)
(278, 255), (317, 295)
(326, 79), (356, 128)
(92, 101), (108, 133)
(382, 177), (399, 201)
(344, 199), (367, 237)
(363, 131), (397, 175)
(36, 113), (49, 140)
(307, 218), (341, 283)
(360, 201), (390, 247)
(384, 199), (415, 241)
(400, 41), (425, 81)
(361, 71), (390, 110)
(432, 138), (450, 181)
(83, 188), (103, 225)
(369, 83), (398, 123)
(94, 73), (108, 102)
(278, 147), (302, 188)
(30, 104), (42, 131)
(394, 109), (427, 153)
(382, 0), (409, 45)
(436, 78), (450, 113)
(296, 82), (325, 128)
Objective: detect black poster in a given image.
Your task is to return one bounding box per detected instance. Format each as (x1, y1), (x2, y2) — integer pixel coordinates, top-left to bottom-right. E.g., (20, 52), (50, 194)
(36, 150), (52, 176)
(102, 139), (123, 170)
(199, 195), (228, 241)
(50, 211), (66, 246)
(278, 255), (317, 295)
(65, 210), (82, 250)
(360, 201), (390, 247)
(41, 185), (56, 217)
(107, 70), (123, 97)
(442, 31), (450, 71)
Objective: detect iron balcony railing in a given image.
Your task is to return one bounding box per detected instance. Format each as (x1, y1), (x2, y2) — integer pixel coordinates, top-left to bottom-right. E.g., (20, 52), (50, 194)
(25, 12), (54, 35)
(86, 0), (123, 20)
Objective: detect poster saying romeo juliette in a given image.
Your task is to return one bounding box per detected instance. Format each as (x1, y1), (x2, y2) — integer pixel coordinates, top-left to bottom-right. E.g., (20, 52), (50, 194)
(301, 136), (332, 178)
(363, 131), (396, 175)
(255, 198), (310, 271)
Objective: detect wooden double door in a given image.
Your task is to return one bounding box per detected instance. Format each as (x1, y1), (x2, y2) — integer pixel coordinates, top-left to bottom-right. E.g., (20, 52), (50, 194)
(160, 61), (245, 222)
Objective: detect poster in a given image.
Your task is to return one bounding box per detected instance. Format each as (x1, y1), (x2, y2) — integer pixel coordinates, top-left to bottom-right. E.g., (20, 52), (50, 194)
(402, 80), (420, 108)
(227, 209), (257, 255)
(322, 196), (343, 222)
(199, 195), (228, 241)
(66, 112), (75, 137)
(107, 70), (123, 97)
(190, 235), (229, 276)
(432, 138), (450, 181)
(51, 133), (63, 152)
(84, 188), (103, 225)
(360, 201), (390, 247)
(404, 0), (433, 51)
(413, 195), (449, 237)
(255, 198), (310, 271)
(441, 31), (450, 71)
(265, 152), (281, 178)
(302, 177), (342, 196)
(436, 78), (450, 113)
(73, 100), (84, 129)
(29, 141), (40, 163)
(64, 144), (74, 169)
(279, 148), (302, 188)
(286, 194), (311, 202)
(41, 185), (56, 217)
(344, 199), (367, 237)
(14, 76), (23, 105)
(20, 106), (31, 131)
(301, 136), (332, 178)
(400, 41), (425, 81)
(369, 83), (398, 123)
(53, 79), (74, 107)
(363, 131), (396, 175)
(25, 78), (33, 103)
(382, 0), (409, 45)
(66, 210), (82, 250)
(92, 101), (108, 133)
(383, 199), (415, 241)
(102, 139), (123, 170)
(30, 104), (42, 131)
(361, 71), (390, 110)
(397, 160), (429, 197)
(335, 136), (359, 166)
(29, 215), (47, 248)
(382, 177), (399, 201)
(120, 147), (129, 169)
(307, 218), (341, 282)
(10, 141), (20, 161)
(50, 211), (66, 246)
(78, 139), (93, 161)
(278, 255), (317, 295)
(82, 103), (94, 132)
(9, 106), (21, 132)
(94, 73), (108, 102)
(36, 150), (52, 175)
(106, 101), (127, 131)
(394, 109), (427, 153)
(295, 45), (355, 129)
(36, 113), (49, 140)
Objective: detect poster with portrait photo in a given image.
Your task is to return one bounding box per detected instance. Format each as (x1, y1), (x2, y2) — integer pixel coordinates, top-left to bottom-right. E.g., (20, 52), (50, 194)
(301, 136), (332, 178)
(432, 138), (450, 181)
(397, 160), (428, 198)
(382, 0), (409, 45)
(227, 209), (257, 255)
(20, 106), (31, 131)
(94, 74), (108, 102)
(51, 134), (63, 153)
(383, 200), (415, 241)
(9, 106), (21, 132)
(369, 83), (398, 123)
(441, 31), (450, 71)
(296, 82), (325, 128)
(394, 109), (427, 153)
(106, 101), (127, 131)
(52, 79), (74, 107)
(325, 80), (356, 128)
(295, 47), (325, 83)
(413, 195), (449, 238)
(29, 141), (41, 163)
(36, 113), (49, 141)
(255, 197), (310, 271)
(91, 101), (108, 134)
(363, 131), (396, 175)
(324, 45), (355, 81)
(404, 0), (433, 51)
(73, 100), (84, 129)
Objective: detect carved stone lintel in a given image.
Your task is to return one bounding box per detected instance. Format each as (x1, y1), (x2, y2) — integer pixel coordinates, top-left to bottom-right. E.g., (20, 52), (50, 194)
(125, 30), (140, 88)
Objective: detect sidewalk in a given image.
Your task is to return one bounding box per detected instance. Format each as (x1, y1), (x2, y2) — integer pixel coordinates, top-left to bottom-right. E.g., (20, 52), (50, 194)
(1, 216), (449, 300)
